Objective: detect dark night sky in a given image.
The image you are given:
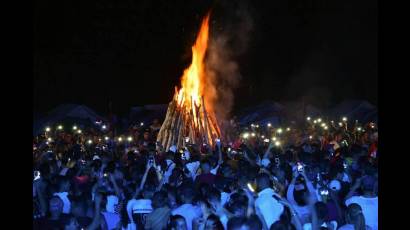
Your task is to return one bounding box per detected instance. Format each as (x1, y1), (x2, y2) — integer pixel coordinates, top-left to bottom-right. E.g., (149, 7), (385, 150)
(33, 0), (377, 117)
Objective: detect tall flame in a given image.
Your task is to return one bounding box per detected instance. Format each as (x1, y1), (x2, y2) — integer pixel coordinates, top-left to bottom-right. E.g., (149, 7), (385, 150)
(177, 13), (210, 110)
(158, 12), (221, 150)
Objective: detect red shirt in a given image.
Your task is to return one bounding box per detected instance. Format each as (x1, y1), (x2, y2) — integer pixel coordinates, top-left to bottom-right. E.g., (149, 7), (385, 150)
(196, 173), (216, 185)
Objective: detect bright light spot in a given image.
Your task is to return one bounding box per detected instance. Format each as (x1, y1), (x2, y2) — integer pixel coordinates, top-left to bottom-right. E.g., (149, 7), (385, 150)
(87, 140), (92, 144)
(317, 118), (322, 123)
(277, 128), (283, 134)
(243, 133), (249, 139)
(339, 122), (343, 127)
(357, 127), (362, 131)
(307, 117), (311, 121)
(272, 137), (277, 141)
(321, 123), (326, 127)
(261, 135), (265, 139)
(140, 122), (144, 126)
(309, 135), (313, 139)
(47, 137), (52, 142)
(251, 133), (256, 137)
(45, 127), (51, 132)
(313, 120), (318, 124)
(286, 127), (291, 131)
(77, 130), (82, 134)
(102, 125), (107, 129)
(275, 141), (281, 146)
(255, 124), (259, 128)
(104, 136), (109, 141)
(267, 123), (272, 127)
(73, 126), (78, 130)
(342, 117), (347, 122)
(264, 138), (270, 143)
(324, 126), (328, 130)
(118, 137), (123, 142)
(127, 136), (133, 142)
(57, 125), (63, 130)
(247, 183), (255, 192)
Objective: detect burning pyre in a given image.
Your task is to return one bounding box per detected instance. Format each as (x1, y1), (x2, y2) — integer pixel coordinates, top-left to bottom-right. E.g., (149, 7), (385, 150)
(157, 13), (221, 151)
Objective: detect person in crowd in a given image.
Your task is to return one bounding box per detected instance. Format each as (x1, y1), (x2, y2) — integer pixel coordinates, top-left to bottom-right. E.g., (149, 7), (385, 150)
(345, 175), (378, 230)
(255, 173), (285, 228)
(33, 118), (378, 230)
(338, 203), (372, 230)
(172, 184), (202, 230)
(169, 215), (188, 230)
(145, 190), (171, 230)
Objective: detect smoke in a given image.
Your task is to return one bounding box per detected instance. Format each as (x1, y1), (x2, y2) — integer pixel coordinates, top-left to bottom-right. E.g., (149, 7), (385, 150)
(204, 2), (253, 121)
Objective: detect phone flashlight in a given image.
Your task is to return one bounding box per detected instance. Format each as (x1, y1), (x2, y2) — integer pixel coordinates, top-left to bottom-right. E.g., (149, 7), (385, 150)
(33, 171), (41, 181)
(247, 183), (255, 193)
(297, 162), (304, 172)
(320, 188), (329, 196)
(264, 138), (270, 143)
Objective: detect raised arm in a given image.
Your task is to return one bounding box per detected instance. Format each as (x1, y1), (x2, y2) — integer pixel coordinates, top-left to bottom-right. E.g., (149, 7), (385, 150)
(344, 176), (362, 202)
(86, 193), (103, 230)
(109, 174), (121, 198)
(286, 171), (298, 206)
(133, 160), (152, 198)
(278, 198), (303, 230)
(34, 180), (47, 217)
(308, 194), (319, 230)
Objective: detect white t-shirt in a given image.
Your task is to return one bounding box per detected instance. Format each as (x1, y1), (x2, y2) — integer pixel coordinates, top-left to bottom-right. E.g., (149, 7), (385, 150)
(172, 203), (202, 230)
(345, 196), (378, 230)
(255, 188), (284, 228)
(338, 224), (372, 230)
(302, 221), (337, 230)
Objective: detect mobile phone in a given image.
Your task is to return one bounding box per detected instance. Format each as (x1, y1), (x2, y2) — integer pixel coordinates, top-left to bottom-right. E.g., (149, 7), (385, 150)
(247, 183), (255, 193)
(320, 188), (329, 196)
(33, 171), (41, 181)
(297, 162), (304, 172)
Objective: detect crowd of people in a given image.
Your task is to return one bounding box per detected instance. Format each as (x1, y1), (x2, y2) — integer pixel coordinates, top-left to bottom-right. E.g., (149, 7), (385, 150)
(33, 116), (378, 230)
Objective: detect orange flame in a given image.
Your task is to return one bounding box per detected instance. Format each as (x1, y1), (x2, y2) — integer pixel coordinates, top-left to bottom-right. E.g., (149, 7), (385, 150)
(177, 13), (210, 110)
(173, 12), (220, 143)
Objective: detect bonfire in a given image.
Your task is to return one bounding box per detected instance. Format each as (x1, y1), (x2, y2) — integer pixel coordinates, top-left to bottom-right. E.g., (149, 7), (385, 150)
(157, 13), (221, 151)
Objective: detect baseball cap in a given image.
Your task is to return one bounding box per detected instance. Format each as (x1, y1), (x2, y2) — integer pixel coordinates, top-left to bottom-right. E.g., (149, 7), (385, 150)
(131, 199), (153, 214)
(169, 145), (177, 153)
(93, 155), (101, 161)
(261, 158), (271, 168)
(329, 180), (341, 191)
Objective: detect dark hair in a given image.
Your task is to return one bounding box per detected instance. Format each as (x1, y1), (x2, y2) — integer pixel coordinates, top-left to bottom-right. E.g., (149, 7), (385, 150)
(270, 221), (291, 230)
(206, 214), (224, 230)
(247, 215), (263, 230)
(315, 202), (328, 221)
(346, 203), (366, 230)
(169, 215), (187, 229)
(178, 185), (196, 204)
(227, 216), (248, 230)
(152, 191), (169, 209)
(226, 192), (248, 216)
(208, 187), (221, 203)
(256, 173), (271, 191)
